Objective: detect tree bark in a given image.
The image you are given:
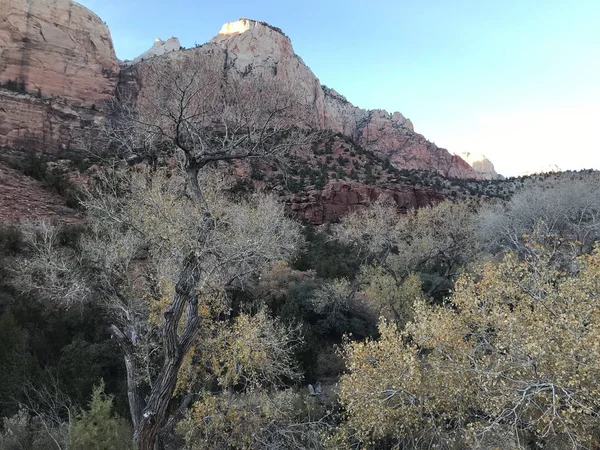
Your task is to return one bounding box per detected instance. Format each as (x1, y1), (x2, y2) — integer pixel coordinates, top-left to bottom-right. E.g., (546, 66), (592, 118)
(109, 324), (144, 432)
(134, 254), (202, 450)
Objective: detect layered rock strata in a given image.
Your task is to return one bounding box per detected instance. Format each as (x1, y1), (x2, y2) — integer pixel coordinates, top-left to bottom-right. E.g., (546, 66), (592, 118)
(0, 0), (119, 106)
(0, 0), (119, 151)
(0, 89), (102, 151)
(285, 181), (444, 224)
(206, 19), (480, 178)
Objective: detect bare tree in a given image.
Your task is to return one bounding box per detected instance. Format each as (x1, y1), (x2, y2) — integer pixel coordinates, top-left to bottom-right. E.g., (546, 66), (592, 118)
(17, 51), (316, 450)
(478, 176), (600, 257)
(333, 199), (479, 299)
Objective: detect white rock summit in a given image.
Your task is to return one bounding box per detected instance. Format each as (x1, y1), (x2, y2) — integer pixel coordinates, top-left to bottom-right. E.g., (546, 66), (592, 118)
(217, 18), (287, 37)
(454, 152), (502, 179)
(131, 37), (181, 64)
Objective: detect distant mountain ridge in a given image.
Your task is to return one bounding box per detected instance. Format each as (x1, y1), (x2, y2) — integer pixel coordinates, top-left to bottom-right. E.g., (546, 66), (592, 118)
(0, 3), (492, 178)
(209, 19), (483, 178)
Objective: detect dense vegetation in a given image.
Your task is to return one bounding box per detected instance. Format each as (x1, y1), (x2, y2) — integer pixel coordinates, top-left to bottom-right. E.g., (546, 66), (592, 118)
(1, 52), (599, 450)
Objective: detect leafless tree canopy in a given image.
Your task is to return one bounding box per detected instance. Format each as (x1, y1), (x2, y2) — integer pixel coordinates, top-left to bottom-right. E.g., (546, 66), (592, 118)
(16, 49), (318, 450)
(478, 177), (600, 257)
(107, 52), (317, 166)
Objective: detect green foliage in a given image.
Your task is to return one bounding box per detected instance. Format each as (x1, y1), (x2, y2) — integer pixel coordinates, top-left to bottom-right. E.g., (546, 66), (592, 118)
(69, 381), (132, 450)
(293, 226), (361, 279)
(0, 226), (24, 256)
(1, 79), (27, 94)
(2, 287), (128, 418)
(229, 178), (255, 199)
(249, 160), (265, 180)
(13, 151), (80, 207)
(257, 263), (374, 379)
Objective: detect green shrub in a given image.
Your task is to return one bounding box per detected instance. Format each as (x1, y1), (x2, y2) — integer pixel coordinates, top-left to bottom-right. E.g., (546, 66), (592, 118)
(13, 151), (80, 207)
(69, 381), (132, 450)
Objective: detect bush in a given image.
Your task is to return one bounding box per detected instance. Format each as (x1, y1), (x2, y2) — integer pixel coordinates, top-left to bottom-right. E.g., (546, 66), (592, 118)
(13, 151), (80, 207)
(179, 390), (325, 450)
(0, 312), (38, 418)
(68, 381), (132, 450)
(0, 408), (68, 450)
(0, 226), (24, 256)
(1, 79), (27, 94)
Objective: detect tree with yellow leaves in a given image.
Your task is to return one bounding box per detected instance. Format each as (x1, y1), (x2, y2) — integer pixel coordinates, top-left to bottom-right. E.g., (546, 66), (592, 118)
(339, 245), (600, 449)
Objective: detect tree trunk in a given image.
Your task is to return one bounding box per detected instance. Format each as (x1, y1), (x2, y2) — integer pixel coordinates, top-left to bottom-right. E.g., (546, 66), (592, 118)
(133, 254), (203, 450)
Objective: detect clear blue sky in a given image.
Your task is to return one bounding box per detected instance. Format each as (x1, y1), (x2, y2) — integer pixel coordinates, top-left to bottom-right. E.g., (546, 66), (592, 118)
(78, 0), (600, 176)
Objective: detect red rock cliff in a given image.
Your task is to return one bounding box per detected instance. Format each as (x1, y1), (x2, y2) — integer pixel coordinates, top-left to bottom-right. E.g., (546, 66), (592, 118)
(285, 181), (444, 225)
(205, 19), (480, 179)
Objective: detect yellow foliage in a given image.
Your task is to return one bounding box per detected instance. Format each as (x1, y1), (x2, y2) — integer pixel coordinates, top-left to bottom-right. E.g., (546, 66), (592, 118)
(204, 310), (302, 390)
(361, 270), (424, 327)
(179, 389), (322, 449)
(339, 247), (600, 448)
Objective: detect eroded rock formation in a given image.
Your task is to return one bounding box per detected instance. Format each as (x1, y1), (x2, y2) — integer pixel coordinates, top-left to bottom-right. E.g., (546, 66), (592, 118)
(130, 37), (181, 64)
(206, 19), (480, 179)
(285, 180), (444, 225)
(0, 89), (102, 151)
(1, 7), (489, 224)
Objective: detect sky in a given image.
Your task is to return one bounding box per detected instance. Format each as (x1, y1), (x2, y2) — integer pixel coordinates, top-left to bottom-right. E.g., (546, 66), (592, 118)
(77, 0), (600, 177)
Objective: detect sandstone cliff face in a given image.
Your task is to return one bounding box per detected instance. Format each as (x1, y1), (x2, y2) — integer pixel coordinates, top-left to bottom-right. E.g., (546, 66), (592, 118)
(0, 0), (119, 107)
(0, 0), (118, 151)
(210, 19), (327, 127)
(285, 181), (444, 225)
(0, 89), (102, 151)
(1, 4), (481, 180)
(0, 6), (480, 224)
(203, 19), (480, 179)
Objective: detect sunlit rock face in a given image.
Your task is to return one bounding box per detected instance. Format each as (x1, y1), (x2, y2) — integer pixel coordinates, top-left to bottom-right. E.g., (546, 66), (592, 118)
(204, 20), (481, 179)
(131, 37), (181, 64)
(455, 152), (503, 179)
(519, 164), (562, 176)
(0, 0), (484, 179)
(0, 0), (120, 107)
(218, 18), (254, 36)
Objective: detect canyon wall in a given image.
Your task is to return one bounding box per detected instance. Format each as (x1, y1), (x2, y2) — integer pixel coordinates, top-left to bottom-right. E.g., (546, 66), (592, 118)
(0, 0), (119, 105)
(0, 0), (118, 152)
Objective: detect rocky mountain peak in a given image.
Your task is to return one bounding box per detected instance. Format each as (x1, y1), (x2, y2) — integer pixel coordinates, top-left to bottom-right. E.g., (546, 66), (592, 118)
(455, 152), (502, 179)
(1, 1), (484, 180)
(130, 36), (181, 64)
(217, 18), (287, 38)
(210, 18), (295, 62)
